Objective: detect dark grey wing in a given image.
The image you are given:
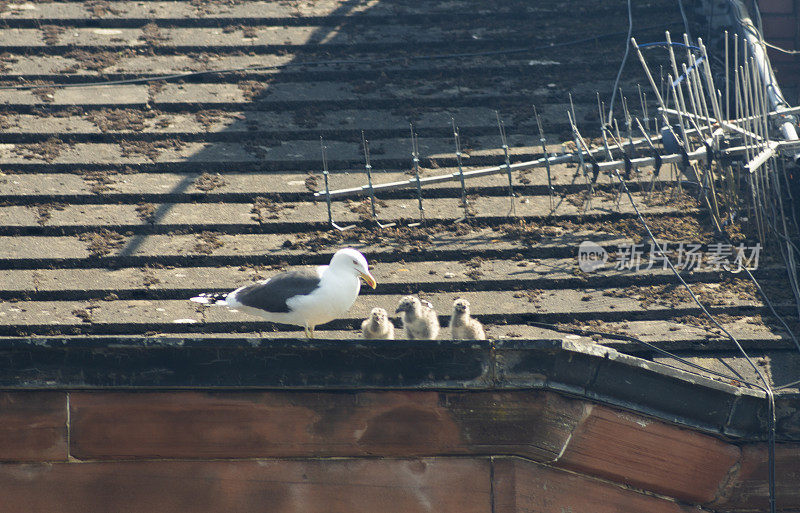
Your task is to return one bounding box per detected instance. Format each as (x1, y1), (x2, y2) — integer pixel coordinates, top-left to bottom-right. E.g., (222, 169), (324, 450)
(233, 270), (321, 313)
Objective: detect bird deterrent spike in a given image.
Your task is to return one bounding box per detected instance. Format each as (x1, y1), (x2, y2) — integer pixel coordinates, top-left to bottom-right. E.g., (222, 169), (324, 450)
(612, 118), (627, 209)
(533, 105), (555, 210)
(362, 131), (377, 220)
(361, 131), (395, 229)
(567, 93), (587, 185)
(451, 118), (470, 221)
(597, 94), (615, 163)
(320, 137), (354, 232)
(634, 118), (661, 198)
(408, 123), (425, 227)
(567, 109), (594, 211)
(596, 92), (605, 127)
(637, 84), (650, 132)
(495, 111), (516, 216)
(725, 31), (730, 122)
(321, 137), (333, 225)
(680, 62), (706, 138)
(621, 92), (636, 161)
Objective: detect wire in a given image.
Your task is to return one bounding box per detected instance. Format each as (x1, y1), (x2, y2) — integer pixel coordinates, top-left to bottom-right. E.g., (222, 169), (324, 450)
(605, 141), (779, 513)
(776, 378), (800, 390)
(752, 0), (765, 34)
(588, 141), (780, 511)
(606, 0), (634, 124)
(530, 318), (779, 513)
(763, 40), (800, 55)
(529, 321), (755, 386)
(677, 0), (693, 41)
(707, 0), (715, 46)
(0, 21), (686, 91)
(530, 317), (779, 498)
(612, 172), (772, 388)
(766, 219), (800, 255)
(733, 263), (800, 352)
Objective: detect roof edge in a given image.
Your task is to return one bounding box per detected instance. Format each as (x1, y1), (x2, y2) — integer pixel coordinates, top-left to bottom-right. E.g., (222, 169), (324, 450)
(0, 336), (797, 441)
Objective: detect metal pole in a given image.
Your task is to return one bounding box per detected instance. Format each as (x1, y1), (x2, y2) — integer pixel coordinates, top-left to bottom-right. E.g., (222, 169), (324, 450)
(568, 109), (594, 210)
(496, 111), (516, 216)
(452, 118), (470, 220)
(320, 137), (354, 231)
(409, 124), (425, 226)
(362, 131), (395, 228)
(534, 105), (555, 210)
(638, 84), (650, 132)
(725, 30), (730, 122)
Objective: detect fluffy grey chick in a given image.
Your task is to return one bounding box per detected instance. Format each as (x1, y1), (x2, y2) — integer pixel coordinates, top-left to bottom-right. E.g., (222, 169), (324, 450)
(361, 307), (394, 339)
(450, 299), (485, 340)
(395, 295), (440, 339)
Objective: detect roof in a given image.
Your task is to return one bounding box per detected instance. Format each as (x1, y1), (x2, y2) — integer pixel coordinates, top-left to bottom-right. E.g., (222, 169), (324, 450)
(0, 0), (797, 392)
(1, 1), (800, 511)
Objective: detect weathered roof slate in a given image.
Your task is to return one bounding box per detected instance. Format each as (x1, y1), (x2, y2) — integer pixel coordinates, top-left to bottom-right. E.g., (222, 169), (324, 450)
(0, 0), (796, 387)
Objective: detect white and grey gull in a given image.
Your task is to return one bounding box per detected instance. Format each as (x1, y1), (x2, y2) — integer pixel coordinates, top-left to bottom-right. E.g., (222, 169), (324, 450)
(190, 248), (376, 338)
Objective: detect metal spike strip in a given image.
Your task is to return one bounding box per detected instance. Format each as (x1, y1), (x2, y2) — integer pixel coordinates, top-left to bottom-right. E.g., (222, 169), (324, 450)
(567, 109), (595, 211)
(637, 84), (650, 133)
(567, 110), (602, 212)
(635, 118), (662, 198)
(725, 31), (730, 123)
(315, 125), (799, 201)
(320, 137), (354, 231)
(408, 123), (425, 227)
(495, 111), (516, 216)
(533, 105), (555, 210)
(451, 118), (470, 221)
(631, 36), (686, 151)
(665, 32), (692, 150)
(362, 131), (395, 229)
(621, 92), (636, 161)
(597, 95), (615, 163)
(612, 119), (628, 209)
(568, 93), (589, 193)
(696, 37), (724, 127)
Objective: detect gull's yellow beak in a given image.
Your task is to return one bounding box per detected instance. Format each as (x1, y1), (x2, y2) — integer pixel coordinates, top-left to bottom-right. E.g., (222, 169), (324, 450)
(360, 271), (377, 289)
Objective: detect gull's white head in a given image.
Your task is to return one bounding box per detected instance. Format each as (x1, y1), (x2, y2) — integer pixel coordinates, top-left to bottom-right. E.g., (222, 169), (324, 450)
(329, 248), (377, 289)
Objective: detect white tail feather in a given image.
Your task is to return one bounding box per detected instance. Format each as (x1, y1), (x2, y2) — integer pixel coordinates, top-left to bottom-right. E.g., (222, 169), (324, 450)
(190, 292), (228, 305)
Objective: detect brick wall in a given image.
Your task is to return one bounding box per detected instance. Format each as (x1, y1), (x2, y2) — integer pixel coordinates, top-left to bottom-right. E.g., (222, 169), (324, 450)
(0, 390), (798, 512)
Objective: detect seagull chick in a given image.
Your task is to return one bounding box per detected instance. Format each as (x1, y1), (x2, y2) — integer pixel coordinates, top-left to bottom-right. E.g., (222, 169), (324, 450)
(190, 248), (376, 338)
(361, 307), (394, 339)
(395, 295), (440, 339)
(450, 299), (485, 340)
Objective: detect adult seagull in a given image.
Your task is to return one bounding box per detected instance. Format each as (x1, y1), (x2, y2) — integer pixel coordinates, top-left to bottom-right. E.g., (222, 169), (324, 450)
(191, 248), (376, 338)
